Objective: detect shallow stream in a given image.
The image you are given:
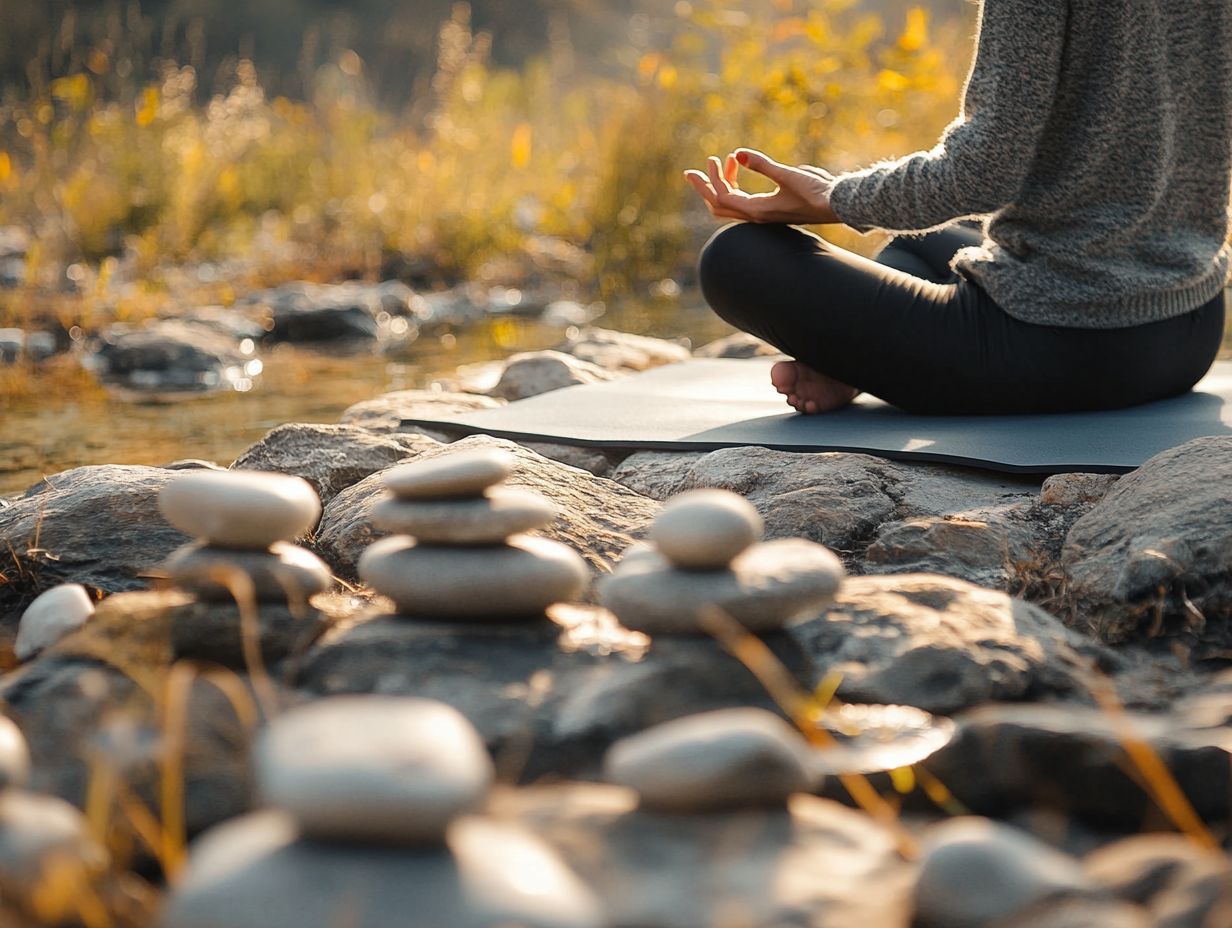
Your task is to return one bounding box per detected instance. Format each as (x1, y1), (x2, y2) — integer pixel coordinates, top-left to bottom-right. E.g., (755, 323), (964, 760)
(1, 300), (732, 497)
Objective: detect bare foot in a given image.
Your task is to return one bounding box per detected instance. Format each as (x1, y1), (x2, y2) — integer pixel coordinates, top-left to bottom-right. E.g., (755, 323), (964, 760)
(770, 360), (859, 414)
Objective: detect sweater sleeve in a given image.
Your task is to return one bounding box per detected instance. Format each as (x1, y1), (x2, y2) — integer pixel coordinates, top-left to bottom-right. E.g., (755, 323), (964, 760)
(828, 0), (1069, 234)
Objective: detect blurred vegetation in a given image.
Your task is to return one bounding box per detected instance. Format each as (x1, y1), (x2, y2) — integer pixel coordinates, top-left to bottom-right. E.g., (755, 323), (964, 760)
(0, 0), (971, 308)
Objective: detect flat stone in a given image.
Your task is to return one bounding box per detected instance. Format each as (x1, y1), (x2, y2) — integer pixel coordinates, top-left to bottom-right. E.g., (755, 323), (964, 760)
(16, 584), (96, 661)
(603, 708), (816, 812)
(0, 791), (109, 919)
(359, 534), (589, 618)
(383, 448), (514, 500)
(159, 471), (321, 549)
(256, 697), (493, 845)
(650, 489), (763, 570)
(0, 717), (29, 791)
(599, 539), (843, 635)
(162, 812), (602, 928)
(165, 542), (332, 604)
(913, 817), (1090, 928)
(370, 486), (557, 544)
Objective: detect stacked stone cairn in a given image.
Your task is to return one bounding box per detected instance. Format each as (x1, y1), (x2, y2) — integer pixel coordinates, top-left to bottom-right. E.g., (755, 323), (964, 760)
(157, 471), (332, 663)
(0, 715), (113, 922)
(604, 707), (819, 813)
(161, 696), (602, 928)
(358, 448), (589, 619)
(599, 489), (845, 636)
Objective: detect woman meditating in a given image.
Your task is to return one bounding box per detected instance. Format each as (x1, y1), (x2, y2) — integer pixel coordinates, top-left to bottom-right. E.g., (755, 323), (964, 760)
(686, 0), (1231, 415)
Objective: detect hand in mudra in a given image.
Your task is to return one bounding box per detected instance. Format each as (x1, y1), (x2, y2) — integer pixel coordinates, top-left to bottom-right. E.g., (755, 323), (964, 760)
(684, 149), (840, 225)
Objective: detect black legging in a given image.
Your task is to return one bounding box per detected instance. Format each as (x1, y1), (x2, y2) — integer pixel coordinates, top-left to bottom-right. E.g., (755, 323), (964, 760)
(698, 222), (1226, 415)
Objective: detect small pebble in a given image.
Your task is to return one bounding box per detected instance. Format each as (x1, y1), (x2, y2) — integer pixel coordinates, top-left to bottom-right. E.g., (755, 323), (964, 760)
(650, 489), (763, 570)
(0, 717), (30, 791)
(604, 708), (816, 812)
(15, 584), (95, 661)
(370, 486), (557, 544)
(256, 697), (494, 846)
(160, 471), (321, 549)
(383, 449), (515, 500)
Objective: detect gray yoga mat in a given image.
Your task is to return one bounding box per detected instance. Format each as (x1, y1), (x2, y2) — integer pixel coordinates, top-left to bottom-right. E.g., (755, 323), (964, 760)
(402, 359), (1232, 475)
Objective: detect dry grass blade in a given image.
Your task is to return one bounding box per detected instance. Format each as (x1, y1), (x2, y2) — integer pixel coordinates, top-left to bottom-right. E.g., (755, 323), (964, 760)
(159, 663), (195, 880)
(698, 606), (919, 858)
(1084, 668), (1219, 852)
(204, 563), (280, 719)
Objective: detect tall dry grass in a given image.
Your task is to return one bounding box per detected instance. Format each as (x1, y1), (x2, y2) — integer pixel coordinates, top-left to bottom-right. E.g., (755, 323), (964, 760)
(0, 0), (970, 309)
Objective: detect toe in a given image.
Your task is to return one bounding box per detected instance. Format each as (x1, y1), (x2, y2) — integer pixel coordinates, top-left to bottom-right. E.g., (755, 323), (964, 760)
(770, 360), (799, 395)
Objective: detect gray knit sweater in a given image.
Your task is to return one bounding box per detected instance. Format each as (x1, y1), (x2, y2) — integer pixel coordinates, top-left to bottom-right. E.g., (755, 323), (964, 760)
(828, 0), (1232, 328)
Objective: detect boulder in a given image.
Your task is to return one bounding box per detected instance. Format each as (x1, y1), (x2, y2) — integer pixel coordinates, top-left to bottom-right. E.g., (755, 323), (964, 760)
(790, 575), (1095, 714)
(291, 607), (811, 782)
(864, 507), (1039, 590)
(488, 350), (619, 401)
(693, 332), (784, 359)
(0, 465), (191, 626)
(1085, 834), (1232, 927)
(84, 321), (262, 399)
(609, 447), (1040, 568)
(921, 702), (1232, 828)
(339, 390), (504, 434)
(1062, 437), (1232, 647)
(230, 424), (440, 505)
(558, 326), (691, 372)
(243, 282), (401, 344)
(313, 437), (659, 582)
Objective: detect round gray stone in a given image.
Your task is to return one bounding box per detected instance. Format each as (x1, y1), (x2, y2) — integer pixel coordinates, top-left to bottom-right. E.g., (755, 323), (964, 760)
(383, 448), (514, 500)
(914, 817), (1090, 928)
(0, 717), (30, 791)
(370, 486), (558, 544)
(359, 534), (589, 618)
(15, 583), (96, 661)
(165, 542), (332, 604)
(0, 791), (109, 915)
(599, 539), (844, 635)
(160, 471), (321, 549)
(650, 489), (763, 570)
(162, 811), (602, 928)
(255, 697), (493, 846)
(604, 708), (816, 812)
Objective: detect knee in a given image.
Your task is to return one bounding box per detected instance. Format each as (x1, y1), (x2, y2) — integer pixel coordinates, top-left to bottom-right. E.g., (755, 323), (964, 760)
(697, 222), (797, 327)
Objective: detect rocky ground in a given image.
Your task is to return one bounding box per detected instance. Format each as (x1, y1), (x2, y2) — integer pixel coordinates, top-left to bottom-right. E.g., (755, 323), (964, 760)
(1, 319), (1232, 927)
